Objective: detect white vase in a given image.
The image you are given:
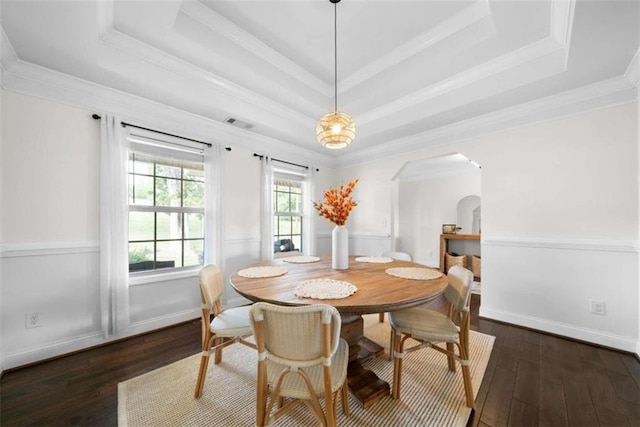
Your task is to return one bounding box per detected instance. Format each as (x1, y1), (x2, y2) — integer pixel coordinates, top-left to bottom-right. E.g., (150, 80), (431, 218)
(332, 225), (349, 270)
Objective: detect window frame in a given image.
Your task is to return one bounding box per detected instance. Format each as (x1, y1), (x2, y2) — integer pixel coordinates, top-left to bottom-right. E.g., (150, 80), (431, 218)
(127, 135), (206, 279)
(273, 178), (304, 254)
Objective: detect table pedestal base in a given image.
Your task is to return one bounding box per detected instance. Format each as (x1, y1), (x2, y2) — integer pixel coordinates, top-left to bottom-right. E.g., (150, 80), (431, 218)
(341, 315), (390, 408)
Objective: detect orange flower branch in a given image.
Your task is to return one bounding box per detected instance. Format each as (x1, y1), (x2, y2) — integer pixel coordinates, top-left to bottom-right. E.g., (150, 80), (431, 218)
(313, 179), (359, 226)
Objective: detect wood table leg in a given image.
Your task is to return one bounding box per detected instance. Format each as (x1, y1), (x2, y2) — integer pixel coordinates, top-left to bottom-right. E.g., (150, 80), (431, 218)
(340, 315), (390, 408)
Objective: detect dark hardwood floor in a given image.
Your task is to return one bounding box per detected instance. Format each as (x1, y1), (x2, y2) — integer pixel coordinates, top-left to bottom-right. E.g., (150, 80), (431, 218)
(1, 295), (639, 426)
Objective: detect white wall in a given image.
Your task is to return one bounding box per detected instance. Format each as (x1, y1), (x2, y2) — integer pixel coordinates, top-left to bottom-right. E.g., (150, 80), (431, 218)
(1, 93), (638, 368)
(338, 102), (639, 353)
(0, 90), (339, 368)
(0, 81), (4, 375)
(398, 172), (481, 267)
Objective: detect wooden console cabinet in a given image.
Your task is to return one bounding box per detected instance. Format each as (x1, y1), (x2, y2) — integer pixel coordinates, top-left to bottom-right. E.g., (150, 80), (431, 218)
(439, 233), (480, 272)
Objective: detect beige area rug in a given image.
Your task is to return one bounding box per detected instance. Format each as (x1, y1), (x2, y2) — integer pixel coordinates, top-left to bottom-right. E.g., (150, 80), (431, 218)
(118, 315), (494, 427)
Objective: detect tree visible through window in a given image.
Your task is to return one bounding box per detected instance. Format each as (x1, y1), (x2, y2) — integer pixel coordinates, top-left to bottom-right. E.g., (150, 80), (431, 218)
(273, 179), (302, 254)
(128, 153), (205, 272)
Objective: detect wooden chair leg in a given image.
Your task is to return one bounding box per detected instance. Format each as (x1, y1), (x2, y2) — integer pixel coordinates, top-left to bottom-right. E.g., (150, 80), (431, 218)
(389, 329), (395, 360)
(214, 337), (223, 364)
(256, 363), (268, 427)
(194, 353), (210, 398)
(446, 342), (456, 371)
(461, 363), (475, 408)
(341, 385), (350, 416)
(391, 333), (403, 399)
(459, 332), (474, 408)
(378, 312), (385, 322)
(325, 394), (337, 427)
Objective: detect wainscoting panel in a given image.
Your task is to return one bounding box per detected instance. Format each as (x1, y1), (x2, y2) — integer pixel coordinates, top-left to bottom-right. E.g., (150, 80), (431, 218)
(0, 236), (261, 369)
(1, 242), (102, 369)
(480, 237), (639, 353)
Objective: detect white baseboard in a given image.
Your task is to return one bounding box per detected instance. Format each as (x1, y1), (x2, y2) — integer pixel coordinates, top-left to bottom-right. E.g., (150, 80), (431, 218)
(3, 308), (200, 370)
(127, 308), (200, 336)
(480, 306), (637, 353)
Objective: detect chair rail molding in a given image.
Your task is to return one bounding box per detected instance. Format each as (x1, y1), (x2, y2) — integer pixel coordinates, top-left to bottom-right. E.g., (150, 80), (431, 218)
(0, 241), (100, 258)
(482, 236), (640, 253)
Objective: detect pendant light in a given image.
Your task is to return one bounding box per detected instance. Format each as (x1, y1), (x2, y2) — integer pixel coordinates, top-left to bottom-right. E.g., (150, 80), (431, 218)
(316, 0), (356, 149)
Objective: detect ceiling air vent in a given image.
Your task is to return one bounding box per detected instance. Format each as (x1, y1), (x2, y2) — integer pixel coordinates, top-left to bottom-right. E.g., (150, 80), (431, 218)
(225, 117), (254, 130)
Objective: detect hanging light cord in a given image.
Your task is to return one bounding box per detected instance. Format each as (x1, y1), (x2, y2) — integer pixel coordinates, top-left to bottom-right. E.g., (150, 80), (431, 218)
(334, 1), (338, 113)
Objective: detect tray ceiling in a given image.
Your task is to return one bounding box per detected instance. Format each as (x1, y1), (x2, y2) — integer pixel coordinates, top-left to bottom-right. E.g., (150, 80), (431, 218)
(1, 0), (638, 160)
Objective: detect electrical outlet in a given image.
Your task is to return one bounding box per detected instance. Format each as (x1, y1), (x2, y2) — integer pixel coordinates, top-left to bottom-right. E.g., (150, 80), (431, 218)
(26, 311), (42, 328)
(590, 300), (606, 315)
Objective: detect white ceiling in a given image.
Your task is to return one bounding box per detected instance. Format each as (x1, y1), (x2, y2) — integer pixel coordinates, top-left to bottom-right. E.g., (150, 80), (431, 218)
(1, 0), (639, 161)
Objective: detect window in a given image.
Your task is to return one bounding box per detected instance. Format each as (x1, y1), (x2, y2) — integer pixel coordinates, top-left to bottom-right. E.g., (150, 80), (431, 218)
(127, 137), (206, 273)
(273, 179), (303, 254)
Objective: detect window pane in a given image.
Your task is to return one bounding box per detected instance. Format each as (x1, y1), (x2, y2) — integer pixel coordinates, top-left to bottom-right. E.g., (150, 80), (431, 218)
(156, 241), (182, 268)
(157, 212), (182, 240)
(185, 213), (204, 239)
(276, 192), (291, 212)
(278, 216), (292, 235)
(184, 166), (204, 182)
(155, 177), (182, 207)
(290, 193), (302, 213)
(184, 239), (204, 267)
(292, 235), (302, 251)
(129, 212), (154, 241)
(129, 242), (154, 272)
(291, 216), (302, 234)
(132, 156), (153, 175)
(130, 175), (154, 206)
(184, 181), (204, 207)
(155, 163), (181, 179)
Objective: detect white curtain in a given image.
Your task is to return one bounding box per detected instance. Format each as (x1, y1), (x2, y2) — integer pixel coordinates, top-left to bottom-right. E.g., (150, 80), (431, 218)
(99, 115), (130, 338)
(260, 156), (274, 261)
(204, 142), (224, 268)
(302, 167), (316, 256)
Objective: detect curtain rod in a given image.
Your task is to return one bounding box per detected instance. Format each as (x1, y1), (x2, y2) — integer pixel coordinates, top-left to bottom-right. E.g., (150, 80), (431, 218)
(253, 153), (319, 172)
(92, 114), (231, 151)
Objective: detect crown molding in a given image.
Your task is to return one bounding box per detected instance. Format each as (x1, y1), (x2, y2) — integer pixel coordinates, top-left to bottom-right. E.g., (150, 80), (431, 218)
(340, 0), (494, 93)
(355, 0), (574, 129)
(357, 36), (565, 127)
(180, 0), (331, 97)
(0, 26), (18, 78)
(2, 57), (334, 168)
(337, 76), (637, 167)
(550, 0), (576, 47)
(625, 47), (640, 87)
(96, 0), (114, 40)
(99, 29), (316, 129)
(550, 0), (576, 67)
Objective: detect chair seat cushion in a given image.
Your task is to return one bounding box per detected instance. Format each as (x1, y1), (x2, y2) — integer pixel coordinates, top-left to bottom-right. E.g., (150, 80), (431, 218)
(389, 307), (458, 343)
(210, 305), (253, 337)
(266, 338), (348, 400)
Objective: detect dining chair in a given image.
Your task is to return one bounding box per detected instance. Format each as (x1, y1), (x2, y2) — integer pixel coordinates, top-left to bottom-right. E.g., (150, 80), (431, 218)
(378, 251), (413, 323)
(194, 264), (256, 399)
(249, 302), (350, 427)
(388, 264), (475, 408)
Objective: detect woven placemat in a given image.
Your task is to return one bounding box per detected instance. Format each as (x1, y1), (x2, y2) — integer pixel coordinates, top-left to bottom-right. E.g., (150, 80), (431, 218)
(294, 279), (357, 299)
(385, 267), (443, 280)
(281, 256), (321, 264)
(237, 266), (288, 278)
(355, 256), (394, 263)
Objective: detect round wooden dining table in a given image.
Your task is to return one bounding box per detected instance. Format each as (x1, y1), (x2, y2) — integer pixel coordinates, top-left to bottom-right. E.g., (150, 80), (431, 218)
(230, 255), (448, 408)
